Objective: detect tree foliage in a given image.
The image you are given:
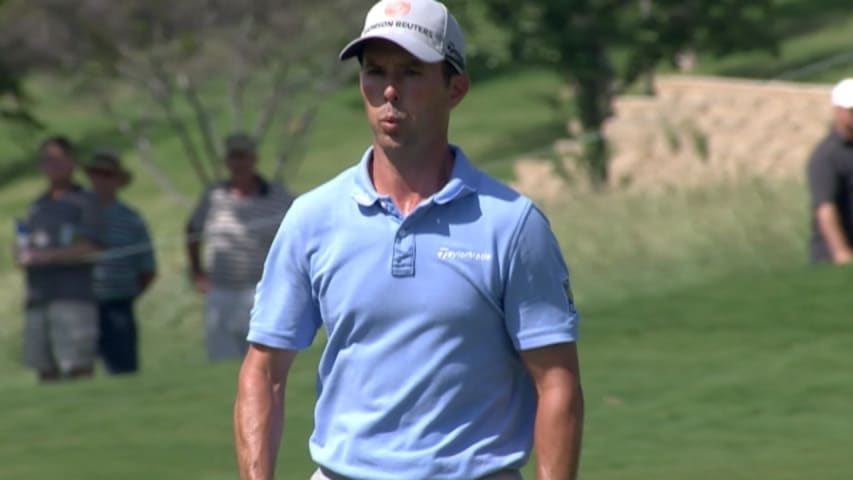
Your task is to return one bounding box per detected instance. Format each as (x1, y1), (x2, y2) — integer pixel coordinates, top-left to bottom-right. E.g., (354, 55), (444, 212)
(471, 0), (778, 187)
(0, 0), (39, 129)
(0, 0), (363, 199)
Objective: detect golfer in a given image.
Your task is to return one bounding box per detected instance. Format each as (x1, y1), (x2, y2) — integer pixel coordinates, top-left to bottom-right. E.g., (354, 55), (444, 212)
(234, 1), (584, 479)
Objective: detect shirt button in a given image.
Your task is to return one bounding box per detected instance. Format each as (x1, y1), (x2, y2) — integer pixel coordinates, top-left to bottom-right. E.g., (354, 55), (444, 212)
(398, 229), (407, 237)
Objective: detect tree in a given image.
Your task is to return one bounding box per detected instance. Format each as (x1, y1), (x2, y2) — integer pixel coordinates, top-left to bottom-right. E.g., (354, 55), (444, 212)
(0, 0), (39, 130)
(470, 0), (777, 188)
(0, 0), (363, 201)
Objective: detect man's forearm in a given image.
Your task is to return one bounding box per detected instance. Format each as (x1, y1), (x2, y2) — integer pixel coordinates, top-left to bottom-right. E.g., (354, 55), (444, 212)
(534, 384), (584, 480)
(235, 362), (286, 480)
(187, 237), (204, 274)
(38, 241), (99, 265)
(816, 203), (853, 261)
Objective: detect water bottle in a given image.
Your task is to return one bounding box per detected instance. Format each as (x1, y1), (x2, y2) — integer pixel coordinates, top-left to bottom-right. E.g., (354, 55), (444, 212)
(15, 219), (29, 261)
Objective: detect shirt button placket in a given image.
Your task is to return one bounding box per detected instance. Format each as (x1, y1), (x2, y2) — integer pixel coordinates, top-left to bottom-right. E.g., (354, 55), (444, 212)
(391, 224), (416, 277)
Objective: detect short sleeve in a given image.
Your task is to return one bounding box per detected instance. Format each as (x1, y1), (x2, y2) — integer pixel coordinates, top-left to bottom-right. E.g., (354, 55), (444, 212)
(808, 148), (838, 207)
(247, 201), (322, 350)
(187, 190), (212, 234)
(503, 205), (579, 351)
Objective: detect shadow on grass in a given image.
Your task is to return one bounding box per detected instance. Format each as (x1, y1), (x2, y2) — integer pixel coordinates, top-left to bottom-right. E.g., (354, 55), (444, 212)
(475, 116), (567, 171)
(713, 45), (853, 80)
(771, 0), (853, 37)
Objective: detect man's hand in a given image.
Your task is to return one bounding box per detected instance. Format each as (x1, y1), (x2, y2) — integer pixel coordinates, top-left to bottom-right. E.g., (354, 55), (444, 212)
(833, 250), (853, 265)
(17, 249), (51, 268)
(192, 271), (210, 294)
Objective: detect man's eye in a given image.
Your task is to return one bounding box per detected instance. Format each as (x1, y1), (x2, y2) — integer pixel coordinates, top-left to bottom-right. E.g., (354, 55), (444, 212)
(405, 68), (422, 76)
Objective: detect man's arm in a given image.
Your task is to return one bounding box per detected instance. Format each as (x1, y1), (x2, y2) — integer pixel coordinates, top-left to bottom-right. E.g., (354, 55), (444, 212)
(815, 203), (853, 263)
(186, 223), (209, 293)
(19, 240), (99, 267)
(235, 344), (296, 480)
(521, 342), (584, 480)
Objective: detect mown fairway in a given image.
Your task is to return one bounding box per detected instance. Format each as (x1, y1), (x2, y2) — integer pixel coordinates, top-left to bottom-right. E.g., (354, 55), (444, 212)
(0, 263), (850, 479)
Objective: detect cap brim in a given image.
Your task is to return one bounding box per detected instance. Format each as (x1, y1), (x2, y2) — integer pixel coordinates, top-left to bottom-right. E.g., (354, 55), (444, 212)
(339, 34), (444, 64)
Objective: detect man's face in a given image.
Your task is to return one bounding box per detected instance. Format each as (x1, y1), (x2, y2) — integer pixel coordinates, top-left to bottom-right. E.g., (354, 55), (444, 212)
(87, 168), (122, 198)
(360, 39), (468, 151)
(835, 106), (853, 140)
(40, 143), (75, 184)
(226, 152), (257, 180)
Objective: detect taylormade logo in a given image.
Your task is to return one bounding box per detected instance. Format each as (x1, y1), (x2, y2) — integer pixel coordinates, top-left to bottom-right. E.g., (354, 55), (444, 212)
(437, 247), (493, 262)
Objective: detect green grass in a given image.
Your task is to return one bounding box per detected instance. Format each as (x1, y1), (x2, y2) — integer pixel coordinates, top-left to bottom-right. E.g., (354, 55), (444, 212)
(1, 259), (850, 479)
(691, 0), (853, 82)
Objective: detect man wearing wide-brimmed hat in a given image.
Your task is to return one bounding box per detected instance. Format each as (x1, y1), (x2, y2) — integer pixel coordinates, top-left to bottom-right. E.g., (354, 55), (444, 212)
(85, 150), (157, 375)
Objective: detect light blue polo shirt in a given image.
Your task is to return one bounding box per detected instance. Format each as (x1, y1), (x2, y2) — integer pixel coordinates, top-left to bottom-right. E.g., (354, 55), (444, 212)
(248, 145), (579, 480)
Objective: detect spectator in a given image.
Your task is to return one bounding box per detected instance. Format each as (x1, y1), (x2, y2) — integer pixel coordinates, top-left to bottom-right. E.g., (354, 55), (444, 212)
(85, 150), (157, 375)
(16, 136), (102, 382)
(807, 78), (853, 264)
(186, 133), (293, 361)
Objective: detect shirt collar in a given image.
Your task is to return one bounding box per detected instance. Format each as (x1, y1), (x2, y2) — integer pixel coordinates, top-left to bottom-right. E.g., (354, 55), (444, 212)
(222, 175), (270, 197)
(351, 145), (479, 207)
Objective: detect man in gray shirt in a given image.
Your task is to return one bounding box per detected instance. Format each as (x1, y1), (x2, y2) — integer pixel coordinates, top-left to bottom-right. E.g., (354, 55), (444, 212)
(16, 136), (102, 382)
(807, 79), (853, 264)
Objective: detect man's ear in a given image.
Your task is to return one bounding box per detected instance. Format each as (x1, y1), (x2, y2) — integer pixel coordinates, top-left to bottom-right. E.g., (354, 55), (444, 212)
(448, 73), (470, 109)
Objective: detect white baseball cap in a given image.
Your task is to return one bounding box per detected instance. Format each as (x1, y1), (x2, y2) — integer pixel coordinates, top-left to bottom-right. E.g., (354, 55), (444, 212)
(831, 79), (853, 108)
(339, 0), (466, 73)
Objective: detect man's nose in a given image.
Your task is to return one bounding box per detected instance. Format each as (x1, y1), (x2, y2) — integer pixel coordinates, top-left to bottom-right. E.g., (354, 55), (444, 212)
(382, 81), (400, 103)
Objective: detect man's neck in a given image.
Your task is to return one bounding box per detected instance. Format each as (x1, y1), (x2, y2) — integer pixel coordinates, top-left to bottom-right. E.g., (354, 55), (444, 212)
(370, 142), (454, 216)
(48, 180), (74, 199)
(96, 192), (117, 206)
(230, 175), (259, 197)
(834, 124), (853, 143)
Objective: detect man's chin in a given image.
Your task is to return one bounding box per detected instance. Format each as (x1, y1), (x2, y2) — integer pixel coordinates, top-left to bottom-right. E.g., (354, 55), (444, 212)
(375, 134), (404, 150)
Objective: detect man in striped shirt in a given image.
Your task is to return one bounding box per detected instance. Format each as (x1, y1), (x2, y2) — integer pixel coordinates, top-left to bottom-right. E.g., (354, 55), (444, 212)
(86, 151), (157, 375)
(186, 133), (294, 361)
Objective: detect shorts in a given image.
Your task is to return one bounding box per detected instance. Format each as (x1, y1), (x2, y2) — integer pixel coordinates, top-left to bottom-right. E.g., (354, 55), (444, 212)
(24, 300), (98, 374)
(310, 467), (522, 480)
(205, 285), (256, 361)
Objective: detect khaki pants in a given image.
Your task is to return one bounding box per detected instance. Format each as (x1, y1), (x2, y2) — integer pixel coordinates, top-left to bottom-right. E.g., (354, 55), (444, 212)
(310, 467), (522, 480)
(205, 285), (255, 361)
